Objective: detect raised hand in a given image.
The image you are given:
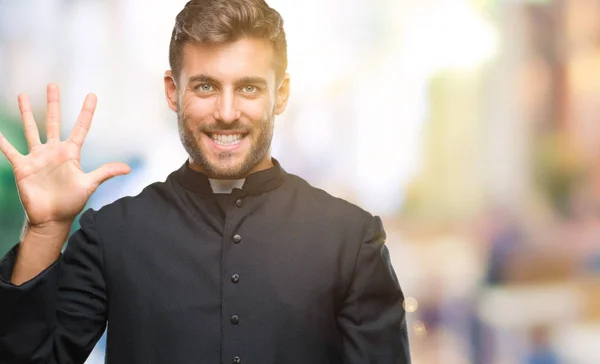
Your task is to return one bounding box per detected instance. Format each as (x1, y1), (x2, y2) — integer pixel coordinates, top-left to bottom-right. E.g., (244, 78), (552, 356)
(0, 83), (130, 228)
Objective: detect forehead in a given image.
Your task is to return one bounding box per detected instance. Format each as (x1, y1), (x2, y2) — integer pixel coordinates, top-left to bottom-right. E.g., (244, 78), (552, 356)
(180, 37), (276, 84)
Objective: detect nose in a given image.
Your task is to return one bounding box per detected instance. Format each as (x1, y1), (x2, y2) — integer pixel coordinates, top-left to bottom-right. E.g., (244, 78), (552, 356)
(213, 91), (241, 123)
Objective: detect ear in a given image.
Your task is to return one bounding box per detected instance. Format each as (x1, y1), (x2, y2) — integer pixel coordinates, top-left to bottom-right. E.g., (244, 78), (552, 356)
(274, 74), (290, 115)
(164, 70), (179, 113)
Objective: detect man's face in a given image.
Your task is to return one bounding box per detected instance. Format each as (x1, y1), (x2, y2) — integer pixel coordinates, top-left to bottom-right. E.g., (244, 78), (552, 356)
(165, 38), (289, 179)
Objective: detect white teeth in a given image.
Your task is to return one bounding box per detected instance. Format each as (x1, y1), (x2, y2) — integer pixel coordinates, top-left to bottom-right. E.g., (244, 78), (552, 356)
(211, 133), (243, 146)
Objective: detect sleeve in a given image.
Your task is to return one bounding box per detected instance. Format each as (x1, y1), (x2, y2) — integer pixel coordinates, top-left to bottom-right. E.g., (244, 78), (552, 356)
(0, 209), (108, 364)
(337, 216), (411, 364)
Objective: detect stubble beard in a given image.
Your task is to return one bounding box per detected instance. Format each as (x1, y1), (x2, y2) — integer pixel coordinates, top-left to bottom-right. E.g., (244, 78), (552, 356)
(177, 109), (274, 179)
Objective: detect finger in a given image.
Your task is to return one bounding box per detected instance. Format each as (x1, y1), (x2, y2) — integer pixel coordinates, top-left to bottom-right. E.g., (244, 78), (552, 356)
(68, 93), (97, 148)
(17, 93), (42, 149)
(46, 83), (61, 142)
(87, 162), (131, 191)
(0, 131), (24, 166)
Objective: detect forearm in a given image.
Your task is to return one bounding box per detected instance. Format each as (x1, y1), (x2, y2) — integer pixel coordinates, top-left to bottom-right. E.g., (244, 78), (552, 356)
(11, 220), (71, 285)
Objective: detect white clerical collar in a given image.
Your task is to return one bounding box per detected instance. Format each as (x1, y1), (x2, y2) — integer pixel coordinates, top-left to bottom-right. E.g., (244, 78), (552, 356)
(208, 178), (245, 194)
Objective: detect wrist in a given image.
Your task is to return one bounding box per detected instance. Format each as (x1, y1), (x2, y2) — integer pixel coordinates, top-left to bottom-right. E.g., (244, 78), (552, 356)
(26, 219), (73, 236)
(22, 220), (72, 250)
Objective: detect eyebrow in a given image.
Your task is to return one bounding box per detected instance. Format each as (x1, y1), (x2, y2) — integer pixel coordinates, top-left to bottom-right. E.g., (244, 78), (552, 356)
(187, 74), (268, 88)
(235, 76), (268, 87)
(188, 74), (220, 87)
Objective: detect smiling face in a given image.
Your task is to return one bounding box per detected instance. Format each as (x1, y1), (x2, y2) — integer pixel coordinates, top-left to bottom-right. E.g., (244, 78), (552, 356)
(164, 37), (290, 179)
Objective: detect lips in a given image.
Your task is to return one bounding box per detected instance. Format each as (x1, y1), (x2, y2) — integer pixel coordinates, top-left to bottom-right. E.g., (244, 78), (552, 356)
(210, 133), (244, 146)
(204, 132), (249, 151)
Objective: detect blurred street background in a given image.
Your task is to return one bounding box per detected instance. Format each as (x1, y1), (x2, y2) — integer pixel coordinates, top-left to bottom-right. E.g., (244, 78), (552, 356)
(1, 0), (599, 363)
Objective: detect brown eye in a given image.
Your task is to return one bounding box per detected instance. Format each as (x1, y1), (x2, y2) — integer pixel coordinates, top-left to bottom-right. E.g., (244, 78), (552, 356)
(242, 85), (257, 93)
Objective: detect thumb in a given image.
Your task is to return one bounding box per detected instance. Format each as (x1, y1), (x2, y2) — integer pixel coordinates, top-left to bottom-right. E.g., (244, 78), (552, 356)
(87, 162), (131, 191)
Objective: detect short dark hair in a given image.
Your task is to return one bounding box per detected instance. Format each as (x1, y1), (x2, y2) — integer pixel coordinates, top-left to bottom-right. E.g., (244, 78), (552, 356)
(169, 0), (287, 83)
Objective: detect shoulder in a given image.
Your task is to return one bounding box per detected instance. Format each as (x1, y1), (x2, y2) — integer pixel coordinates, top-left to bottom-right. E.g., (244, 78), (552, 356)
(279, 173), (386, 264)
(282, 173), (377, 230)
(82, 174), (179, 229)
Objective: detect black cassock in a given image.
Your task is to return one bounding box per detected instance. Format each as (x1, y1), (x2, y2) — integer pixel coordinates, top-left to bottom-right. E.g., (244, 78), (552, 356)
(0, 159), (410, 364)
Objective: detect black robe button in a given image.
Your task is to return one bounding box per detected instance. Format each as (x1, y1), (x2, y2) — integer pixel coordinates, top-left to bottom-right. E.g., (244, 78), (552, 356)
(233, 356), (241, 364)
(235, 198), (243, 207)
(232, 234), (242, 244)
(231, 274), (240, 283)
(231, 315), (239, 325)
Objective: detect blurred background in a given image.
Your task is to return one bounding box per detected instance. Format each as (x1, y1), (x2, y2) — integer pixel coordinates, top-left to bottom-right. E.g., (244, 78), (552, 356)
(1, 0), (599, 363)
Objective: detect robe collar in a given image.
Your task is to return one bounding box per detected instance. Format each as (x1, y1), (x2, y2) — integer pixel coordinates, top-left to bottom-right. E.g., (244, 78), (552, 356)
(175, 158), (287, 196)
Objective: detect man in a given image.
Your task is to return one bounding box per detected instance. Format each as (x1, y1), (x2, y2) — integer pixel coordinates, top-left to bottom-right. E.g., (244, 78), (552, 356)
(0, 0), (410, 363)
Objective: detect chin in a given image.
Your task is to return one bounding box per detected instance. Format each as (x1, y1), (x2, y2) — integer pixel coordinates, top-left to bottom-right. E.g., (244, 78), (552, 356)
(205, 158), (249, 179)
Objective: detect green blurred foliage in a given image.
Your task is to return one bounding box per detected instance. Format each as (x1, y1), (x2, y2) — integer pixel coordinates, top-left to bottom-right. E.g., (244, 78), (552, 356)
(0, 107), (27, 256)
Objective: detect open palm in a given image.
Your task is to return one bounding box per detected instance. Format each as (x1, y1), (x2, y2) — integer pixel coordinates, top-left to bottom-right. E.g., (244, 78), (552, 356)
(0, 84), (130, 227)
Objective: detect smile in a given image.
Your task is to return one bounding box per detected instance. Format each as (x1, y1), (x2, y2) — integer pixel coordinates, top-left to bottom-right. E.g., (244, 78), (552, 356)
(209, 133), (245, 146)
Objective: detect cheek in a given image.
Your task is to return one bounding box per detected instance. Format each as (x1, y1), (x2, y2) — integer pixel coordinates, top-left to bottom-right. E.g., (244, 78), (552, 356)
(180, 94), (214, 121)
(239, 98), (273, 122)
